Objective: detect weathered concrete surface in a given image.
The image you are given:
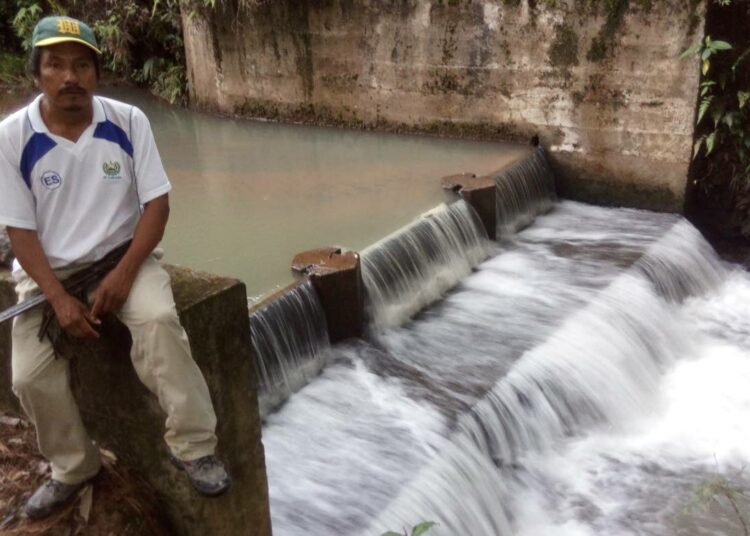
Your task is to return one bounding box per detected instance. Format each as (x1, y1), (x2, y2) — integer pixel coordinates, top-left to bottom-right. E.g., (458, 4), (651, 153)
(0, 271), (15, 412)
(182, 0), (704, 212)
(291, 247), (364, 342)
(0, 266), (272, 536)
(441, 173), (497, 239)
(0, 227), (13, 269)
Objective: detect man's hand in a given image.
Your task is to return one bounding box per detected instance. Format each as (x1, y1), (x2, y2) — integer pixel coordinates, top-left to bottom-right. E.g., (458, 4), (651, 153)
(7, 227), (100, 339)
(89, 194), (170, 319)
(49, 291), (100, 339)
(90, 265), (135, 320)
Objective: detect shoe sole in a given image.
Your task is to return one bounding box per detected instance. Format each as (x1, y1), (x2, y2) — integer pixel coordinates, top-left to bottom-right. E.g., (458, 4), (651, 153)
(167, 453), (232, 498)
(25, 478), (93, 520)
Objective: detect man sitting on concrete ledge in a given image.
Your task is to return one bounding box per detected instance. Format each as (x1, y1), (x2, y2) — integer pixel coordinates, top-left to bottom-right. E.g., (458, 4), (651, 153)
(0, 15), (231, 519)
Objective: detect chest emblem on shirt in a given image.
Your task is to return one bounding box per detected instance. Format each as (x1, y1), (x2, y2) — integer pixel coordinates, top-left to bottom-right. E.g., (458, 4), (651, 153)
(102, 161), (122, 180)
(40, 170), (62, 191)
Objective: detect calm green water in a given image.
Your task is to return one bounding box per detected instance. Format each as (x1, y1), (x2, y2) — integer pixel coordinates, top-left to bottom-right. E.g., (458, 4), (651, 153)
(4, 88), (529, 300)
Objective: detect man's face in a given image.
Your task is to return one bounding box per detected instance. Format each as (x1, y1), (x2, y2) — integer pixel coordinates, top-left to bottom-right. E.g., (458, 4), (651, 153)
(35, 42), (97, 113)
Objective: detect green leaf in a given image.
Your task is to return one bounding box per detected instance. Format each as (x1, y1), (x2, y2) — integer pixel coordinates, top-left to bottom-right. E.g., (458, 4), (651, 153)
(711, 105), (724, 127)
(701, 48), (713, 61)
(733, 47), (750, 72)
(693, 136), (705, 159)
(710, 40), (733, 51)
(706, 131), (717, 156)
(702, 59), (710, 75)
(700, 80), (716, 97)
(697, 97), (713, 124)
(412, 522), (438, 536)
(739, 91), (750, 109)
(723, 113), (734, 130)
(381, 532), (404, 536)
(679, 42), (702, 59)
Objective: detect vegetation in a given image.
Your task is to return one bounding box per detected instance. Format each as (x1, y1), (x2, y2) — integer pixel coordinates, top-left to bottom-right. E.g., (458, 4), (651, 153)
(685, 473), (748, 536)
(684, 0), (750, 237)
(382, 521), (437, 536)
(1, 1), (269, 104)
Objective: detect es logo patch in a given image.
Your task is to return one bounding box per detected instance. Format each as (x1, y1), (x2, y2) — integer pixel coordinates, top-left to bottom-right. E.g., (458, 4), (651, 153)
(41, 170), (62, 190)
(102, 161), (122, 180)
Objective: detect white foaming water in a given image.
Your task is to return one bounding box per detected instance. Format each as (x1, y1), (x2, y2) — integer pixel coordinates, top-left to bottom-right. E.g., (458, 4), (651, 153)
(263, 201), (749, 536)
(495, 147), (557, 237)
(250, 280), (332, 417)
(361, 200), (490, 330)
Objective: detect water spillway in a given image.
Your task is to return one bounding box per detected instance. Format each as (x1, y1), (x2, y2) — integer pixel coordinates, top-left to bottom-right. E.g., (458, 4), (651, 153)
(495, 146), (556, 237)
(260, 153), (750, 535)
(361, 200), (490, 330)
(249, 281), (331, 417)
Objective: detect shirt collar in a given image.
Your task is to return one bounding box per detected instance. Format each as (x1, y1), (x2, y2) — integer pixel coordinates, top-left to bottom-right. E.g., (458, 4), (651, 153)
(28, 94), (105, 133)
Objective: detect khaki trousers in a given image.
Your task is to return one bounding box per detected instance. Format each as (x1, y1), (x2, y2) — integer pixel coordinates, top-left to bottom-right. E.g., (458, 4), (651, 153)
(11, 256), (218, 484)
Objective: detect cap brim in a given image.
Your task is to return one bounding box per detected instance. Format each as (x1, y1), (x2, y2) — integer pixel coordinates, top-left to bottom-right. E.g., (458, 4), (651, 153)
(34, 36), (101, 54)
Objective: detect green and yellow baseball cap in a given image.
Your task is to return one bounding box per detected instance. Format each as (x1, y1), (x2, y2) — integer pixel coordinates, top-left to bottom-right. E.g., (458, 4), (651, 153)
(32, 16), (101, 54)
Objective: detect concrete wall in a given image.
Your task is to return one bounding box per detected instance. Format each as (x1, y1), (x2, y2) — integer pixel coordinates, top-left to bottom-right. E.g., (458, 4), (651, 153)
(0, 267), (272, 536)
(182, 0), (704, 212)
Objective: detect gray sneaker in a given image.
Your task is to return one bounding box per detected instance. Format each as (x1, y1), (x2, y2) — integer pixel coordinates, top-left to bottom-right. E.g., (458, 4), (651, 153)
(169, 453), (232, 497)
(24, 479), (86, 519)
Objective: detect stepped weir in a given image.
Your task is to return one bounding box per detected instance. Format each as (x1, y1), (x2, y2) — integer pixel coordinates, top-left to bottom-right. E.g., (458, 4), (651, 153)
(252, 147), (750, 536)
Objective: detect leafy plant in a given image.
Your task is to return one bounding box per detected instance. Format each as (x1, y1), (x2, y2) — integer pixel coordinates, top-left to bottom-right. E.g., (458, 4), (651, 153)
(11, 1), (42, 51)
(682, 0), (750, 235)
(134, 57), (186, 105)
(382, 521), (438, 536)
(685, 474), (748, 536)
(0, 51), (29, 87)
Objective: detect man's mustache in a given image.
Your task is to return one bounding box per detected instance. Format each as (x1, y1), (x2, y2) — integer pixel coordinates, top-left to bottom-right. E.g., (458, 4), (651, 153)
(59, 86), (86, 95)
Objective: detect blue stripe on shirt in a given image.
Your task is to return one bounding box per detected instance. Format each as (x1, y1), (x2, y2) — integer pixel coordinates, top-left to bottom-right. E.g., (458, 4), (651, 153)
(93, 120), (134, 158)
(20, 133), (57, 189)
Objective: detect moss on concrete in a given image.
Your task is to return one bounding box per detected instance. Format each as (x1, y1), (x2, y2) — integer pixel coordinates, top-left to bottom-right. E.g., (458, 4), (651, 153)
(0, 269), (17, 413)
(0, 266), (272, 536)
(549, 23), (580, 68)
(225, 96), (538, 144)
(587, 0), (629, 62)
(553, 160), (682, 212)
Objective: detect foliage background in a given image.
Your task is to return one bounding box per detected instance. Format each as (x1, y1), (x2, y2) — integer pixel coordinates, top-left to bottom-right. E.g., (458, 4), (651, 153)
(685, 0), (750, 239)
(0, 0), (189, 104)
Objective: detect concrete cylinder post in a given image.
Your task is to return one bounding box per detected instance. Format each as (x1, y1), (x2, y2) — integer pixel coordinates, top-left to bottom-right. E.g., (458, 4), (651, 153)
(291, 248), (364, 343)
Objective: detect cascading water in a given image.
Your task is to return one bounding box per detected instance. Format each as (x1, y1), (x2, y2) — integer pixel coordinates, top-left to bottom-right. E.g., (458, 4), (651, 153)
(261, 153), (750, 536)
(360, 199), (490, 330)
(495, 146), (556, 236)
(249, 280), (331, 417)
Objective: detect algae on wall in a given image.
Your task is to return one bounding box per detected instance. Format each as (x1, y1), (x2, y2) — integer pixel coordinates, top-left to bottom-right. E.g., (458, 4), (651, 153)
(182, 0), (705, 211)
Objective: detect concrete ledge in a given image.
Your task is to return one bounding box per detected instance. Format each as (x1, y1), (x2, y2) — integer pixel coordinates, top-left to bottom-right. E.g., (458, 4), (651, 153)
(0, 266), (271, 536)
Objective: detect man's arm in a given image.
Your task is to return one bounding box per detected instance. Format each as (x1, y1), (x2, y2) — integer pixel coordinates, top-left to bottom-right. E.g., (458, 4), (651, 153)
(6, 227), (100, 338)
(90, 193), (170, 319)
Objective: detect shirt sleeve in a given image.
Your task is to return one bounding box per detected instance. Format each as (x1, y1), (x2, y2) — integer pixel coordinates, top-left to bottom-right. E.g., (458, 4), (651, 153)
(130, 106), (172, 204)
(0, 140), (37, 230)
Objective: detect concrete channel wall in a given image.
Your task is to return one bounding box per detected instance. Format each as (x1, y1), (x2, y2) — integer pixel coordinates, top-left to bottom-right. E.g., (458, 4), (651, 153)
(182, 0), (705, 212)
(0, 267), (272, 536)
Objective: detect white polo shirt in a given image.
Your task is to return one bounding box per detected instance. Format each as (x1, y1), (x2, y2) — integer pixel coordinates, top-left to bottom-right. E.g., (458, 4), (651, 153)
(0, 95), (171, 278)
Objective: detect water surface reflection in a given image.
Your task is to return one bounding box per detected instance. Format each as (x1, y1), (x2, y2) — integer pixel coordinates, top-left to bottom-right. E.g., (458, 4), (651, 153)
(102, 87), (528, 299)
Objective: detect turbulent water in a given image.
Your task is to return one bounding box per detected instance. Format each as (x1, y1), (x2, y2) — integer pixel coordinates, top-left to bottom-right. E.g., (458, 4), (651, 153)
(361, 200), (490, 330)
(262, 201), (750, 536)
(495, 147), (557, 236)
(249, 280), (331, 417)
